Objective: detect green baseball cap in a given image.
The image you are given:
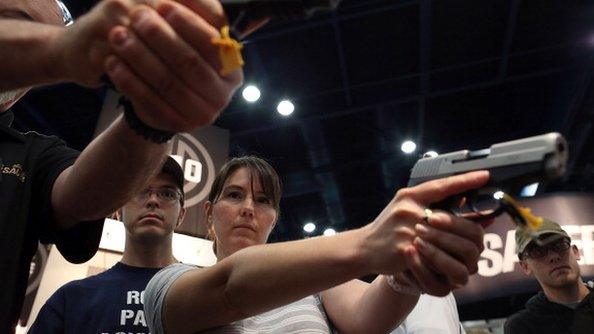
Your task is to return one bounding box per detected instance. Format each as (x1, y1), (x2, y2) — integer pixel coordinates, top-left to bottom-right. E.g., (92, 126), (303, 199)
(515, 218), (570, 255)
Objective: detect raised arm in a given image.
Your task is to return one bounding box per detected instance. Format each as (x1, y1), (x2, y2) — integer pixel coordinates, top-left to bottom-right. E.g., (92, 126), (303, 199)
(51, 117), (168, 228)
(0, 19), (66, 91)
(320, 171), (486, 333)
(0, 0), (133, 92)
(159, 171), (489, 333)
(48, 0), (242, 229)
(0, 0), (233, 91)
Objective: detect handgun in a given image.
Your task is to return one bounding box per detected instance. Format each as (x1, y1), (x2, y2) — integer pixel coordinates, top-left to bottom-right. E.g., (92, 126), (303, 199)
(221, 0), (342, 37)
(408, 132), (568, 222)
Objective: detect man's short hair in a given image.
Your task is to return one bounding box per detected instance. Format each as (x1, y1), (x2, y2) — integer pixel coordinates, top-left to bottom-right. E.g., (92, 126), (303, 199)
(515, 219), (570, 258)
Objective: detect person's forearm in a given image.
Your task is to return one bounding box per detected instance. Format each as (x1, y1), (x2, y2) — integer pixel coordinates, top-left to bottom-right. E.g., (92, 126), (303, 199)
(320, 276), (418, 334)
(353, 276), (418, 333)
(168, 229), (374, 332)
(223, 230), (368, 315)
(52, 115), (168, 228)
(0, 20), (66, 91)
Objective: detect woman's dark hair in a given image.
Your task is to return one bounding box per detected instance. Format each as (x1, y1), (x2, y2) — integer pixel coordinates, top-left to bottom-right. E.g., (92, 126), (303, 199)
(208, 156), (282, 214)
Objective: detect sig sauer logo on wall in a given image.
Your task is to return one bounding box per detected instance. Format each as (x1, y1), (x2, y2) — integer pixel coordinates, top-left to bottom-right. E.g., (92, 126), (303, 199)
(170, 133), (216, 207)
(168, 128), (229, 237)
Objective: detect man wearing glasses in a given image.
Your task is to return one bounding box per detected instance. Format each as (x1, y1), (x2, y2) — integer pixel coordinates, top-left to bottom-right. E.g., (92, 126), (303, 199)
(504, 219), (594, 334)
(29, 157), (186, 334)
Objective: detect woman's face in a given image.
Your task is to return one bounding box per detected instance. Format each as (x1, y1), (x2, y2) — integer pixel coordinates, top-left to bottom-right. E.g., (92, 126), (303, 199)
(207, 167), (278, 259)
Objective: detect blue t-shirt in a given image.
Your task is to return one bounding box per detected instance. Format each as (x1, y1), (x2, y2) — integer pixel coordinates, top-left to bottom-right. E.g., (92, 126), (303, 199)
(29, 262), (163, 334)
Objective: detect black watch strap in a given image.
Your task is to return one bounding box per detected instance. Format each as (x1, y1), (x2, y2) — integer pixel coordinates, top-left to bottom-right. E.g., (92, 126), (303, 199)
(119, 97), (175, 144)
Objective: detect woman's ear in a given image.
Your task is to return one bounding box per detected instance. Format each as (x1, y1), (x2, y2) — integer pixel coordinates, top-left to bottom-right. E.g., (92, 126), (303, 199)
(203, 201), (213, 225)
(203, 201), (218, 255)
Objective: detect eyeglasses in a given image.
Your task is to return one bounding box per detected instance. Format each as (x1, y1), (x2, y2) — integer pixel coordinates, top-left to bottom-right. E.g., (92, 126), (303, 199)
(134, 187), (182, 203)
(522, 239), (571, 260)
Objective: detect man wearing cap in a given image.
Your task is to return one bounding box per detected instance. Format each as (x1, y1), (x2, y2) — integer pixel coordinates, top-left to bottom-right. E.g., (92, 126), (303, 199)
(28, 156), (186, 334)
(504, 219), (594, 334)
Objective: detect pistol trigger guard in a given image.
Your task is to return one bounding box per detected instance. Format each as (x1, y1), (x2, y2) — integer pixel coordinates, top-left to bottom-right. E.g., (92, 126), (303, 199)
(429, 196), (461, 215)
(467, 191), (505, 222)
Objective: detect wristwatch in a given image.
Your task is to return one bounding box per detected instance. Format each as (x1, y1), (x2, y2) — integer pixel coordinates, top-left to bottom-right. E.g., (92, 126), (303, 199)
(119, 96), (175, 144)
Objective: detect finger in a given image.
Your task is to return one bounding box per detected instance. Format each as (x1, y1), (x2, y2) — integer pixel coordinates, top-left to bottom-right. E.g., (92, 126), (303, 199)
(104, 55), (186, 130)
(108, 25), (216, 127)
(395, 270), (421, 290)
(155, 1), (241, 83)
(161, 0), (226, 28)
(413, 237), (470, 287)
(415, 224), (480, 273)
(406, 171), (490, 205)
(155, 2), (220, 63)
(458, 211), (496, 228)
(130, 5), (234, 106)
(403, 245), (451, 297)
(426, 211), (485, 251)
(99, 0), (136, 21)
(161, 3), (243, 88)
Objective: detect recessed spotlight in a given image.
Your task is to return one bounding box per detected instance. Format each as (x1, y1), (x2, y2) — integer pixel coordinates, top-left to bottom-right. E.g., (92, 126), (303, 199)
(242, 85), (261, 103)
(401, 140), (417, 154)
(277, 100), (295, 116)
(303, 222), (316, 233)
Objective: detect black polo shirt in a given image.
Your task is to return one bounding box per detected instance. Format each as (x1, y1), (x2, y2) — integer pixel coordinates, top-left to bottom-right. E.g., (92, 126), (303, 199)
(0, 111), (103, 333)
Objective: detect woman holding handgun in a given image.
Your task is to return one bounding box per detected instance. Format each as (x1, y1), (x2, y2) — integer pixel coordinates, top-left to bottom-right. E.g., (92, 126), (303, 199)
(144, 156), (488, 333)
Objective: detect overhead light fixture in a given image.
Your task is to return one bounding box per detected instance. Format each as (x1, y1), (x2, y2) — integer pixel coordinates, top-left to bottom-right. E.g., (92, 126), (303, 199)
(277, 100), (295, 116)
(401, 140), (417, 154)
(242, 85), (261, 103)
(303, 222), (316, 233)
(323, 228), (336, 236)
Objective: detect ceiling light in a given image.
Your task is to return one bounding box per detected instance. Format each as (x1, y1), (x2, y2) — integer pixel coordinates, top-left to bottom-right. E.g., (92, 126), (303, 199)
(303, 222), (316, 233)
(277, 100), (295, 116)
(401, 140), (417, 154)
(242, 85), (261, 103)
